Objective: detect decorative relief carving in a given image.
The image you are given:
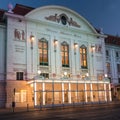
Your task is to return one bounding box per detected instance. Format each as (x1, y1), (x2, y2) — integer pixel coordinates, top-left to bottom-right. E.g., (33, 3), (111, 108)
(95, 44), (102, 53)
(14, 29), (25, 41)
(45, 13), (80, 28)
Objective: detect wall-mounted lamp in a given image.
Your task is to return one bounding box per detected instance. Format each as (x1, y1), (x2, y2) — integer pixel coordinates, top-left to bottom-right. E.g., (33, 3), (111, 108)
(86, 73), (89, 77)
(104, 74), (108, 78)
(30, 35), (35, 49)
(38, 70), (41, 75)
(74, 43), (78, 55)
(64, 71), (67, 76)
(54, 39), (58, 52)
(91, 45), (95, 52)
(54, 39), (58, 45)
(63, 71), (68, 79)
(74, 43), (78, 48)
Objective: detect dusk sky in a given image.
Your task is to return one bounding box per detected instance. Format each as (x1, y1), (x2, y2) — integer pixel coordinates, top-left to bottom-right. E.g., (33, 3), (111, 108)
(0, 0), (120, 36)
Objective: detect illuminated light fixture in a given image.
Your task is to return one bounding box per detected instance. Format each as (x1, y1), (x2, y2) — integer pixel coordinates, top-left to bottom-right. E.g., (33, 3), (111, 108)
(30, 35), (35, 49)
(54, 39), (58, 45)
(74, 43), (78, 48)
(30, 35), (35, 42)
(64, 71), (67, 76)
(91, 45), (95, 51)
(86, 73), (89, 77)
(54, 39), (58, 52)
(105, 74), (108, 78)
(37, 70), (41, 75)
(74, 43), (78, 55)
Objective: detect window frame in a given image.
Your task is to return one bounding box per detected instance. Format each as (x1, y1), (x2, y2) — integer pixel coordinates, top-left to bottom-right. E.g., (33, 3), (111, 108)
(38, 38), (48, 66)
(16, 72), (24, 80)
(61, 42), (69, 67)
(80, 45), (88, 69)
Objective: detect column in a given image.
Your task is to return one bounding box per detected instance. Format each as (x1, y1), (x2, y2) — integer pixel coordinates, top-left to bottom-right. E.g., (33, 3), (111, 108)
(104, 84), (107, 102)
(85, 83), (87, 102)
(34, 81), (37, 106)
(68, 82), (71, 103)
(109, 84), (112, 101)
(62, 82), (64, 103)
(42, 82), (45, 105)
(90, 83), (93, 102)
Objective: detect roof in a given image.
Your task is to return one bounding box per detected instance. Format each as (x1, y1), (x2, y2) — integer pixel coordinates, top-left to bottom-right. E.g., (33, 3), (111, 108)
(105, 34), (120, 46)
(13, 4), (34, 16)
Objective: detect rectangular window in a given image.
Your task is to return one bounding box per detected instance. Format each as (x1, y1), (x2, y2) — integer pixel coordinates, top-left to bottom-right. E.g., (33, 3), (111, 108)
(106, 50), (109, 56)
(80, 45), (87, 69)
(38, 39), (48, 66)
(16, 72), (23, 80)
(40, 73), (49, 79)
(118, 78), (120, 83)
(116, 52), (119, 57)
(117, 64), (120, 73)
(61, 42), (69, 67)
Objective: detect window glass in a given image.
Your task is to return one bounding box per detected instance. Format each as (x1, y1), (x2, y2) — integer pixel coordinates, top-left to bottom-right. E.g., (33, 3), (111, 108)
(39, 39), (48, 66)
(16, 72), (23, 80)
(80, 45), (87, 69)
(61, 42), (69, 67)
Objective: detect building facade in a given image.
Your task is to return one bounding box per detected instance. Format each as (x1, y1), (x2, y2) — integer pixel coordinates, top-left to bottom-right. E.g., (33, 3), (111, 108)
(105, 35), (120, 100)
(0, 4), (111, 108)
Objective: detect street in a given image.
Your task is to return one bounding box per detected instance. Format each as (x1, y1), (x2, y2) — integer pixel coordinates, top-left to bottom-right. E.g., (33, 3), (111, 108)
(0, 102), (120, 120)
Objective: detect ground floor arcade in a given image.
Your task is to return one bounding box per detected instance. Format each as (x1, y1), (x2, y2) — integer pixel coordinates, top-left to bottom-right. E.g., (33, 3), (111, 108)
(5, 79), (111, 108)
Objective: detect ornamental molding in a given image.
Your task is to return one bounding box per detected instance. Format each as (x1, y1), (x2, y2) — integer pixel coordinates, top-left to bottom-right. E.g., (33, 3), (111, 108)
(45, 13), (80, 28)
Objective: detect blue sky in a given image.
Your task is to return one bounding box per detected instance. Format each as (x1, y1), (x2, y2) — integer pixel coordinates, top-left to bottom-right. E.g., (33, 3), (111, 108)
(0, 0), (120, 35)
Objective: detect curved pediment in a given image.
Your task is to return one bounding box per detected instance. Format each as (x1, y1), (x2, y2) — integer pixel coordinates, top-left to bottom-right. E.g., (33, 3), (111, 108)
(25, 5), (97, 34)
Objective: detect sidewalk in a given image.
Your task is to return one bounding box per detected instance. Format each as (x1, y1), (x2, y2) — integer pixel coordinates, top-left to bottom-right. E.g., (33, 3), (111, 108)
(0, 101), (120, 114)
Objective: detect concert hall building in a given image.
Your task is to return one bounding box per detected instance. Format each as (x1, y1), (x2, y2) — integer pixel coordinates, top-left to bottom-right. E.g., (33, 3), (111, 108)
(0, 4), (113, 108)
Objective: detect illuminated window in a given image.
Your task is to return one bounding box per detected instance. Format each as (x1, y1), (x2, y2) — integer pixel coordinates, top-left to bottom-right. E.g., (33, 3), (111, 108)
(38, 38), (48, 66)
(16, 72), (23, 80)
(80, 45), (87, 69)
(61, 42), (69, 67)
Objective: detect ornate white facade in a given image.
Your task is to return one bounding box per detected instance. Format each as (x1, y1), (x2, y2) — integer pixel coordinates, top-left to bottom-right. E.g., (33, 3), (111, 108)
(0, 4), (111, 108)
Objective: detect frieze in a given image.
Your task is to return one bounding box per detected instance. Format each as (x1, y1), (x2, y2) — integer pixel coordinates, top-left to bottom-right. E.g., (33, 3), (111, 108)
(45, 13), (80, 28)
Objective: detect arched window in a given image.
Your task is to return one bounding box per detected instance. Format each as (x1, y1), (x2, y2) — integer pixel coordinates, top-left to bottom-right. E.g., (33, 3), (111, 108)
(38, 38), (48, 66)
(80, 45), (87, 69)
(61, 42), (69, 67)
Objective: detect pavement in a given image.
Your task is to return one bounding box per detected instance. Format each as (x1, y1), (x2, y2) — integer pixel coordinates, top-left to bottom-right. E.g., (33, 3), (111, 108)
(0, 101), (120, 114)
